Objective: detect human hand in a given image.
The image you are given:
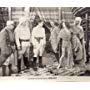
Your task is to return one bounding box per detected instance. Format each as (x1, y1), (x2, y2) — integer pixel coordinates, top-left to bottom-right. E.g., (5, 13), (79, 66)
(17, 46), (21, 50)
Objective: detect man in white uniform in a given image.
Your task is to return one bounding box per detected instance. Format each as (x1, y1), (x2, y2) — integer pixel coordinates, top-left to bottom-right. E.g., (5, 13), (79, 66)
(32, 15), (46, 71)
(15, 17), (32, 73)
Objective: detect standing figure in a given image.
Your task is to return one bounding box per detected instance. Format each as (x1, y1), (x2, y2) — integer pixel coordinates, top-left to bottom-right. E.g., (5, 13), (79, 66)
(15, 17), (32, 73)
(73, 17), (86, 67)
(57, 21), (74, 69)
(31, 15), (46, 71)
(50, 21), (60, 62)
(0, 21), (16, 76)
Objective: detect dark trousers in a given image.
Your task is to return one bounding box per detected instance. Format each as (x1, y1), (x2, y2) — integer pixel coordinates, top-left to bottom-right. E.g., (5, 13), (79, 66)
(2, 64), (12, 76)
(23, 56), (29, 69)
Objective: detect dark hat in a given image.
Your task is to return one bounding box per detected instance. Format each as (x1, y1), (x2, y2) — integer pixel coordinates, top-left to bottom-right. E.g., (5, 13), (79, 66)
(35, 15), (40, 19)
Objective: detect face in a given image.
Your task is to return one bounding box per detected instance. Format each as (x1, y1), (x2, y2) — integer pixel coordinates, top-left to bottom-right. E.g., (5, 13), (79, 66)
(75, 20), (80, 25)
(38, 22), (43, 27)
(8, 24), (15, 31)
(50, 21), (54, 27)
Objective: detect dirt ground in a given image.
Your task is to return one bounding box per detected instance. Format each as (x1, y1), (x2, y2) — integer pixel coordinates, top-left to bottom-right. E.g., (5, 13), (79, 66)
(0, 50), (90, 77)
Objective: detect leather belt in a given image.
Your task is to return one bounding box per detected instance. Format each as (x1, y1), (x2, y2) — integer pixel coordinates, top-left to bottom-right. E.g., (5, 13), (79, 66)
(20, 39), (30, 42)
(34, 37), (43, 43)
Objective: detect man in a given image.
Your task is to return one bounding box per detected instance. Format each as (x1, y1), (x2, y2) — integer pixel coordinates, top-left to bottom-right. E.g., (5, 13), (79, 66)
(73, 17), (86, 67)
(15, 17), (32, 73)
(49, 21), (60, 62)
(31, 15), (46, 71)
(0, 20), (16, 76)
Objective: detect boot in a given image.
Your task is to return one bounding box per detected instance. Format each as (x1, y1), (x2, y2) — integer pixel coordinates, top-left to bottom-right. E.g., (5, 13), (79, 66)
(33, 57), (37, 71)
(2, 65), (7, 76)
(23, 56), (29, 69)
(8, 64), (12, 76)
(39, 56), (44, 68)
(17, 59), (21, 73)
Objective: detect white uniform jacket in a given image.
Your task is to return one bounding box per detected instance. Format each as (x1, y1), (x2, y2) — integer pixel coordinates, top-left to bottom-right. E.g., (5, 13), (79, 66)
(31, 26), (46, 47)
(14, 21), (31, 48)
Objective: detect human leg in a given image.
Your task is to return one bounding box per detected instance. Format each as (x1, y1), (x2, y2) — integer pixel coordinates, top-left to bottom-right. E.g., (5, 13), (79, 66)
(2, 65), (7, 76)
(17, 50), (22, 73)
(57, 47), (65, 69)
(32, 47), (38, 71)
(39, 45), (45, 68)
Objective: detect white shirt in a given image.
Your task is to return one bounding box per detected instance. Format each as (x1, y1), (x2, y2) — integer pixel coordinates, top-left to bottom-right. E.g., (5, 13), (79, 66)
(15, 22), (31, 47)
(31, 25), (46, 46)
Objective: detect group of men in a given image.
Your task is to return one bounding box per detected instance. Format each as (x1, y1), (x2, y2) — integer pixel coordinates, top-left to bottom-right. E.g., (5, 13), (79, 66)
(50, 17), (86, 69)
(0, 14), (46, 76)
(0, 11), (87, 76)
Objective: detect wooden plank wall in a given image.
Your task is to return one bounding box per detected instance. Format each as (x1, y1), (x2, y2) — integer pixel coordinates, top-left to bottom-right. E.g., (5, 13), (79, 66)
(11, 7), (74, 23)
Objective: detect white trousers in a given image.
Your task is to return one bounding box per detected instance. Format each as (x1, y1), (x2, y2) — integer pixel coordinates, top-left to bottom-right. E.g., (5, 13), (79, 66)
(33, 41), (45, 57)
(18, 42), (30, 59)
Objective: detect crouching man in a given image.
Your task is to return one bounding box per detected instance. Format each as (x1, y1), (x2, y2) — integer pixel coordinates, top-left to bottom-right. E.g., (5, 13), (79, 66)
(31, 15), (46, 71)
(0, 21), (16, 76)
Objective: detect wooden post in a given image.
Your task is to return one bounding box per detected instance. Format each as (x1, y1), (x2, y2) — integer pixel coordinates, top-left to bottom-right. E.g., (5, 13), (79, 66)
(8, 7), (11, 20)
(58, 7), (61, 23)
(85, 13), (89, 62)
(24, 7), (30, 18)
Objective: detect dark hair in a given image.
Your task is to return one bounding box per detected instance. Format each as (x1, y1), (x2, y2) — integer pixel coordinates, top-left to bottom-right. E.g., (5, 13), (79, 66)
(54, 22), (59, 26)
(60, 21), (71, 29)
(34, 15), (41, 23)
(64, 22), (71, 29)
(33, 15), (42, 26)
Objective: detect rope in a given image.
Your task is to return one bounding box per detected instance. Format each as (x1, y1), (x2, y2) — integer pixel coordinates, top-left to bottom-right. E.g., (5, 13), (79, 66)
(34, 7), (52, 31)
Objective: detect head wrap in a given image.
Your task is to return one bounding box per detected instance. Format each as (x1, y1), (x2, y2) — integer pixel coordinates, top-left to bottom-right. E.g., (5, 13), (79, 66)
(75, 17), (82, 22)
(6, 20), (14, 26)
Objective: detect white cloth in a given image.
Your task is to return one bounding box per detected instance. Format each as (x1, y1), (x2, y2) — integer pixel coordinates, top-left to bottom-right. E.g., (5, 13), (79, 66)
(18, 45), (30, 59)
(15, 20), (31, 48)
(75, 17), (82, 22)
(6, 21), (14, 26)
(3, 53), (14, 66)
(50, 27), (60, 53)
(31, 26), (46, 57)
(15, 19), (31, 59)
